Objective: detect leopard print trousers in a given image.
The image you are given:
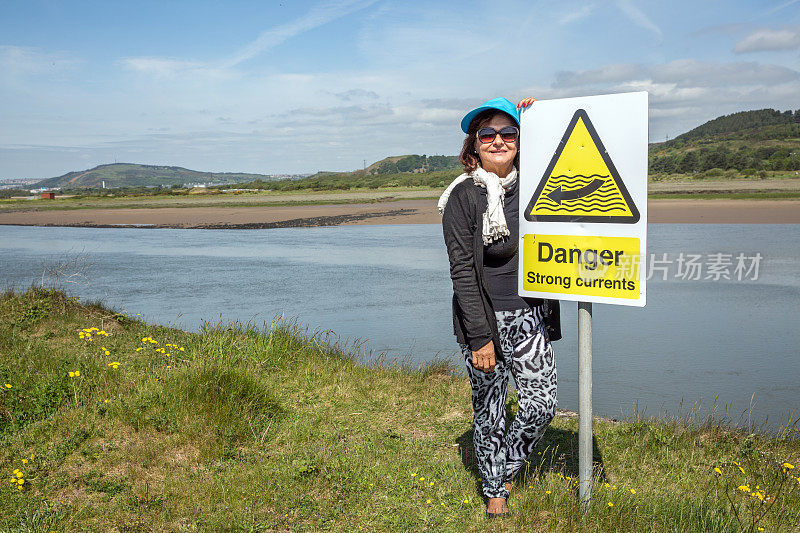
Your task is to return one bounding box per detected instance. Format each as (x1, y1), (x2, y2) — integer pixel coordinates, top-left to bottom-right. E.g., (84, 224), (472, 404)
(460, 306), (557, 499)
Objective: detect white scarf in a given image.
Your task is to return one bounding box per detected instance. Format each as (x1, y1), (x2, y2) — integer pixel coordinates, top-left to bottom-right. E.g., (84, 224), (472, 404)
(438, 166), (518, 244)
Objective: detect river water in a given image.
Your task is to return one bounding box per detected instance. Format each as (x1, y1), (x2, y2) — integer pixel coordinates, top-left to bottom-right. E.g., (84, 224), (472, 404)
(1, 223), (798, 430)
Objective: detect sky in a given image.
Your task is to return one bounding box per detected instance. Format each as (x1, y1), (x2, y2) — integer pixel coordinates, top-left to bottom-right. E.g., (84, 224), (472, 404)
(1, 0), (799, 179)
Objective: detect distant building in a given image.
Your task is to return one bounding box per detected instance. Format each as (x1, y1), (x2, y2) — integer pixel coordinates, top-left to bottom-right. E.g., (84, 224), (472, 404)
(40, 192), (56, 199)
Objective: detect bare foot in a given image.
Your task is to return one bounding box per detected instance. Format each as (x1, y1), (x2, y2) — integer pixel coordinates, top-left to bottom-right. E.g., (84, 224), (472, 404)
(486, 483), (515, 515)
(487, 497), (508, 515)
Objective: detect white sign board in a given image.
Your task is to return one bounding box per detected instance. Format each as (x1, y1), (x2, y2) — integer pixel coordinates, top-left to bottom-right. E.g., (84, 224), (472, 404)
(518, 92), (648, 306)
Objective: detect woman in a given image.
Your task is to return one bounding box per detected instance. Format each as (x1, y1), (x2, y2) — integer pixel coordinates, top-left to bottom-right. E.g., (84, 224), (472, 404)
(439, 97), (561, 517)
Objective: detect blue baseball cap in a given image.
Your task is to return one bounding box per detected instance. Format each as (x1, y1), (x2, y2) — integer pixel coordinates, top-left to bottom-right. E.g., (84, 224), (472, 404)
(460, 97), (519, 133)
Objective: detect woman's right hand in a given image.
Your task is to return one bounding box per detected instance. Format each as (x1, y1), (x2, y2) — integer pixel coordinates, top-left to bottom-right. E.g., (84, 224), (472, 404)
(472, 340), (496, 373)
(517, 97), (536, 110)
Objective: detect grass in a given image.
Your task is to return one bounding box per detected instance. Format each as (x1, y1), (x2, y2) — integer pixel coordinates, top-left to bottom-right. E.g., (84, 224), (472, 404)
(1, 287), (799, 531)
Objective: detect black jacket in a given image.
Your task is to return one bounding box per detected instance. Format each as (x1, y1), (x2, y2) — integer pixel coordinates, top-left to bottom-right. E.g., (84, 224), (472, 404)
(442, 179), (562, 356)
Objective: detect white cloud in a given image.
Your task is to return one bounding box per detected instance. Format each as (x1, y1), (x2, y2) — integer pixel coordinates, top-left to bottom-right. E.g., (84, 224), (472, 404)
(119, 57), (215, 78)
(555, 59), (799, 88)
(559, 3), (596, 25)
(220, 0), (378, 68)
(733, 28), (800, 53)
(0, 45), (79, 77)
(613, 0), (663, 40)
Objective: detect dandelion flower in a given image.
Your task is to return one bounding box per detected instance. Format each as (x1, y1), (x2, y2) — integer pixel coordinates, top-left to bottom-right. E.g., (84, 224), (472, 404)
(426, 499), (431, 504)
(108, 362), (120, 369)
(17, 479), (24, 485)
(68, 372), (75, 377)
(758, 528), (764, 532)
(429, 481), (434, 486)
(754, 491), (765, 501)
(411, 473), (416, 477)
(30, 454), (34, 460)
(21, 459), (27, 464)
(16, 471), (23, 478)
(179, 347), (185, 352)
(420, 477), (424, 481)
(604, 482), (610, 488)
(782, 462), (795, 470)
(737, 485), (750, 493)
(104, 399), (109, 403)
(13, 469), (19, 474)
(629, 488), (635, 494)
(545, 490), (551, 495)
(463, 499), (469, 503)
(136, 347), (143, 352)
(4, 384), (10, 389)
(714, 467), (722, 475)
(608, 502), (613, 507)
(738, 466), (745, 474)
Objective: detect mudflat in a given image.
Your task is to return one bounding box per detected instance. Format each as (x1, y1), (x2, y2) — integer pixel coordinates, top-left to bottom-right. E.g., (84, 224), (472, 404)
(1, 198), (798, 228)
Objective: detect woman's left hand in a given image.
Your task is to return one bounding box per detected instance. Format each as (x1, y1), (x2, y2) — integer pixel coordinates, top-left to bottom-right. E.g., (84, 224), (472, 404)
(517, 97), (536, 110)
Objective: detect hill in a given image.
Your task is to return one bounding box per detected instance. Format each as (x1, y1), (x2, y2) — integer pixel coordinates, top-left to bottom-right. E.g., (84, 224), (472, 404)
(649, 108), (800, 176)
(33, 163), (282, 189)
(32, 108), (800, 192)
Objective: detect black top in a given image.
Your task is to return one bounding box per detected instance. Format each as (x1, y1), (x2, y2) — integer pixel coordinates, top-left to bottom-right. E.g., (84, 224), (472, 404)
(483, 180), (544, 311)
(441, 179), (561, 352)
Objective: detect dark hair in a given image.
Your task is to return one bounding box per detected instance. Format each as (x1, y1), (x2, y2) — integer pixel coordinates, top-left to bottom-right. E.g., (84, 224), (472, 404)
(459, 109), (520, 174)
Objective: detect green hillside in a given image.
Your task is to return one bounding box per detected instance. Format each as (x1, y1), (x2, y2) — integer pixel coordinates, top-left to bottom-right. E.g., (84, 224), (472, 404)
(32, 108), (800, 192)
(34, 164), (279, 189)
(649, 109), (800, 176)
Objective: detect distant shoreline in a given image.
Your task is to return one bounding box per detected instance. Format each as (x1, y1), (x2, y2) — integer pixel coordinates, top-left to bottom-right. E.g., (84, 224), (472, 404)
(1, 198), (799, 227)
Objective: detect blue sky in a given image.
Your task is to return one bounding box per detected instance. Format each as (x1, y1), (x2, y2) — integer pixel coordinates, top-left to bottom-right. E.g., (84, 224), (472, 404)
(1, 0), (799, 179)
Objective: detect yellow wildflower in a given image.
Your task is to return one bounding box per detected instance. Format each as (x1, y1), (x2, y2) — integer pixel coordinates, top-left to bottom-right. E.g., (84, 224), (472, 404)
(604, 482), (610, 488)
(738, 466), (745, 474)
(429, 481), (434, 486)
(104, 399), (109, 403)
(30, 454), (34, 460)
(737, 485), (750, 493)
(21, 459), (27, 464)
(629, 488), (636, 494)
(16, 471), (23, 478)
(17, 479), (24, 485)
(758, 528), (764, 531)
(426, 499), (431, 504)
(782, 462), (795, 470)
(410, 473), (416, 477)
(108, 362), (120, 369)
(13, 469), (19, 474)
(545, 490), (551, 495)
(179, 347), (185, 352)
(420, 477), (424, 481)
(714, 467), (722, 475)
(754, 491), (764, 501)
(4, 384), (11, 389)
(135, 347), (143, 352)
(608, 502), (613, 507)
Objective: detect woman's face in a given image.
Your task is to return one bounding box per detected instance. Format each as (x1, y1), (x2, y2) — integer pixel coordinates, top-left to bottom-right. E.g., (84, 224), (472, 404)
(475, 113), (518, 175)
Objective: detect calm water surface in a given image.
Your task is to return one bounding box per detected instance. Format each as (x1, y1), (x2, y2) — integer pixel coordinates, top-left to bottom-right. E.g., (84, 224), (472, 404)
(1, 223), (798, 429)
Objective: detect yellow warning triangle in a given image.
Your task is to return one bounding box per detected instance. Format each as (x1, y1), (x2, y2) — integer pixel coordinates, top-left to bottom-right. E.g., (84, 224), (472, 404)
(525, 109), (639, 224)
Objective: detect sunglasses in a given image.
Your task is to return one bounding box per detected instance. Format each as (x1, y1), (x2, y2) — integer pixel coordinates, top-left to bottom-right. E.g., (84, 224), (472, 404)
(477, 126), (519, 144)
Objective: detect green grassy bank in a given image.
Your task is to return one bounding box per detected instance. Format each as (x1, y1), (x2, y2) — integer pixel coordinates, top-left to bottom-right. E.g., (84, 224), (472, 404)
(1, 288), (798, 532)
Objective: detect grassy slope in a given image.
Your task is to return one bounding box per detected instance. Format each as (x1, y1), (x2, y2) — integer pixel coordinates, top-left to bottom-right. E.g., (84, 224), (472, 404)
(34, 164), (279, 189)
(1, 288), (799, 532)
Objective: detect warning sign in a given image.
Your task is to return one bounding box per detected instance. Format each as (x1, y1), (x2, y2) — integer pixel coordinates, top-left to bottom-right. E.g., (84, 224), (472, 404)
(518, 91), (648, 307)
(525, 109), (639, 223)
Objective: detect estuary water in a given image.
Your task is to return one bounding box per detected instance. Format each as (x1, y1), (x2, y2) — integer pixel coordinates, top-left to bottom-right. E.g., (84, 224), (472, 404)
(1, 223), (798, 429)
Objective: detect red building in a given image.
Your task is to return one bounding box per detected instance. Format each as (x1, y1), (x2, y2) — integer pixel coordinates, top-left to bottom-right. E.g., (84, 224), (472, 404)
(40, 192), (55, 200)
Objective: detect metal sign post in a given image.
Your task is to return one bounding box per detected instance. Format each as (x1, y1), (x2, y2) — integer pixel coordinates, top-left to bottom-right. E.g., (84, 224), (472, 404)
(578, 301), (592, 507)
